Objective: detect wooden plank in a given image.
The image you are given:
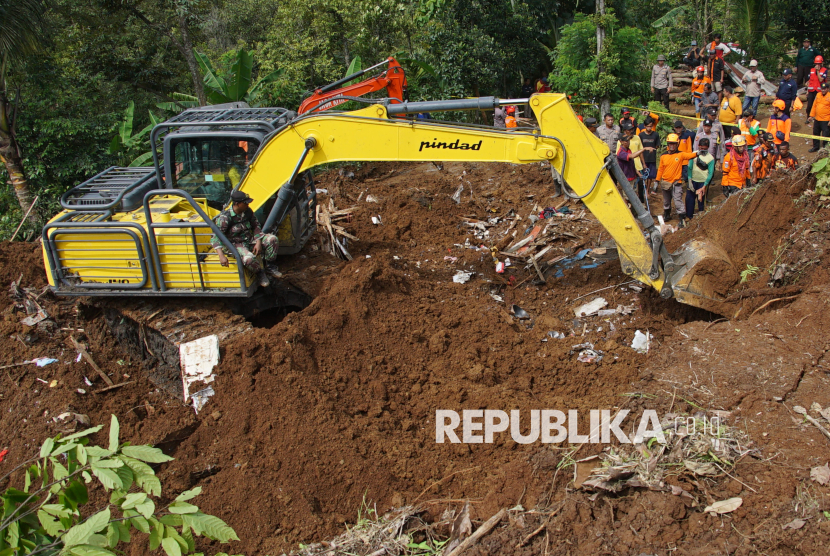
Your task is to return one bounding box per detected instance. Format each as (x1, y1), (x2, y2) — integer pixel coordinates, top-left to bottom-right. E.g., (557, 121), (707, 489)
(71, 337), (114, 387)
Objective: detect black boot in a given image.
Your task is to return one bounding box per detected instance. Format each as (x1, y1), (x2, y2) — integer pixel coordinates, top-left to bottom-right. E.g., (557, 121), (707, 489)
(663, 209), (671, 221)
(678, 216), (686, 229)
(265, 261), (282, 278)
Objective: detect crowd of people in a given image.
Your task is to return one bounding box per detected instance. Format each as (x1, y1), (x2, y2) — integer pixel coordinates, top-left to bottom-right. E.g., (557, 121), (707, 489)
(579, 35), (830, 227)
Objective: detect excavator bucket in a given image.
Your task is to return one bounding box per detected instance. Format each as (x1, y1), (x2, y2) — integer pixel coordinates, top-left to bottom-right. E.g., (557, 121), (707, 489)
(668, 239), (741, 317)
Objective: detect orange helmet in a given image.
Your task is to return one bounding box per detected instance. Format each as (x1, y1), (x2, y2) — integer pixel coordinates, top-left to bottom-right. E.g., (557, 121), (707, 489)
(772, 99), (786, 110)
(666, 133), (680, 143)
(816, 55), (825, 64)
(506, 105), (516, 114)
(696, 66), (705, 73)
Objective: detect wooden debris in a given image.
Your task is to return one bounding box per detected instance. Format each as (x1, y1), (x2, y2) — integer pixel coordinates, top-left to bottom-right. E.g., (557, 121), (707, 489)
(71, 336), (114, 387)
(793, 405), (830, 443)
(445, 508), (506, 556)
(317, 201), (357, 260)
(93, 380), (134, 394)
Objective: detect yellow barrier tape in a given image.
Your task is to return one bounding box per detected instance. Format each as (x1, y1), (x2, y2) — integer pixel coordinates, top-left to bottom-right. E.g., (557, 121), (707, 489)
(576, 102), (830, 143)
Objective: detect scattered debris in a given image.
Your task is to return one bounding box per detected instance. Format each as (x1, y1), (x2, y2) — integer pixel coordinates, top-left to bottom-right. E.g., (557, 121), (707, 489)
(810, 464), (830, 485)
(704, 497), (742, 515)
(29, 357), (58, 367)
(190, 386), (215, 413)
(71, 336), (114, 386)
(371, 215), (383, 225)
(451, 185), (464, 204)
(631, 330), (651, 354)
(317, 200), (358, 260)
(443, 501), (472, 554)
(547, 331), (565, 339)
(577, 411), (754, 496)
(811, 402), (830, 423)
(452, 270), (474, 284)
(180, 335), (219, 412)
(365, 194), (379, 203)
(510, 305), (530, 319)
(574, 297), (607, 317)
(783, 518), (807, 530)
(576, 348), (603, 363)
(793, 406), (830, 443)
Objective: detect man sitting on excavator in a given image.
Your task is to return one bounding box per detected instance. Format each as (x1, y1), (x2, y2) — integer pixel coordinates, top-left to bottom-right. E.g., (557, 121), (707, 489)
(211, 190), (281, 287)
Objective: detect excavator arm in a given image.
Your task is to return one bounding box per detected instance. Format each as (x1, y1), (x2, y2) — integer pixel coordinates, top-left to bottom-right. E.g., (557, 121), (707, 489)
(42, 93), (729, 313)
(241, 93), (687, 298)
(297, 57), (407, 114)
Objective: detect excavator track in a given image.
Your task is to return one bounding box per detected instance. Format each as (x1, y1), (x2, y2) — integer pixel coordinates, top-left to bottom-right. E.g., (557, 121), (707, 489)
(88, 280), (312, 397)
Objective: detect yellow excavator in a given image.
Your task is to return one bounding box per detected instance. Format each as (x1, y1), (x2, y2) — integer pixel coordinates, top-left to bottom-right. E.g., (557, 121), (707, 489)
(42, 93), (730, 315)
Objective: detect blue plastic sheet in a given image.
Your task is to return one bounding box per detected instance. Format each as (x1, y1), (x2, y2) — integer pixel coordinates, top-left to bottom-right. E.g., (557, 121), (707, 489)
(551, 249), (608, 278)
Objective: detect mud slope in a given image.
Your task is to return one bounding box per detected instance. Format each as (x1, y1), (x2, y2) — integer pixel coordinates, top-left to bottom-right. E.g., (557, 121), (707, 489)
(1, 159), (828, 556)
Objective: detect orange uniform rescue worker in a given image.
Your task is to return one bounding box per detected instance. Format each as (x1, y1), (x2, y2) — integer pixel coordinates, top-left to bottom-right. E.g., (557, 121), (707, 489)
(655, 133), (698, 228)
(721, 134), (751, 198)
(767, 100), (792, 145)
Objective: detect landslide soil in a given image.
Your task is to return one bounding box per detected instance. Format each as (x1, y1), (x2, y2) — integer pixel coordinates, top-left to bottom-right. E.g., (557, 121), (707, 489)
(1, 160), (829, 556)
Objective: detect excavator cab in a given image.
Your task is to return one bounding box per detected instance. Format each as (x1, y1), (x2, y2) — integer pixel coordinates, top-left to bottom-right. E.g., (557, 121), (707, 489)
(169, 137), (259, 209)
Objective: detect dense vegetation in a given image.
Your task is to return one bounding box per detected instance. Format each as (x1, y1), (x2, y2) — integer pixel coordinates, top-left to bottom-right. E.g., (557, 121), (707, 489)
(0, 0), (821, 239)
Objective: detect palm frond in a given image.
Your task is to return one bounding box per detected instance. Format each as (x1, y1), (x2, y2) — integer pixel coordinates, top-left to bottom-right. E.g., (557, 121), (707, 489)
(652, 6), (687, 29)
(0, 0), (47, 62)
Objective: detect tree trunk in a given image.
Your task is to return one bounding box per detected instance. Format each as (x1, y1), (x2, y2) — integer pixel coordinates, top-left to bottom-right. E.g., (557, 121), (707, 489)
(596, 0), (611, 116)
(0, 87), (36, 223)
(178, 14), (206, 106)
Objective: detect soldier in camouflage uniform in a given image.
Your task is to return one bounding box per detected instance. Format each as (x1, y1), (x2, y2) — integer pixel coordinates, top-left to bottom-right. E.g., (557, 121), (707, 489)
(211, 190), (280, 287)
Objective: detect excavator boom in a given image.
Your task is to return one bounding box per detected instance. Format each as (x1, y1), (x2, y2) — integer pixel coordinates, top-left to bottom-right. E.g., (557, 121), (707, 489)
(297, 57), (407, 114)
(42, 93), (732, 315)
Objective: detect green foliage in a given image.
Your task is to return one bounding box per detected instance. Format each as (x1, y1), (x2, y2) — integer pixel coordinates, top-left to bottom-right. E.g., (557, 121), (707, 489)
(652, 6), (687, 28)
(812, 156), (830, 196)
(195, 49), (283, 106)
(107, 102), (160, 167)
(740, 264), (760, 283)
(0, 0), (47, 66)
(0, 416), (239, 556)
(550, 12), (649, 104)
(776, 0), (830, 54)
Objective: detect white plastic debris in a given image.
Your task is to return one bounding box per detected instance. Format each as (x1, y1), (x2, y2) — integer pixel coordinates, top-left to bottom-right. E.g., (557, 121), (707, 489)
(451, 185), (464, 203)
(453, 270), (474, 284)
(29, 357), (58, 367)
(366, 194), (379, 203)
(490, 293), (504, 303)
(190, 386), (215, 413)
(574, 297), (607, 317)
(371, 215), (383, 225)
(577, 349), (603, 363)
(631, 330), (651, 353)
(180, 335), (220, 412)
(315, 188), (329, 195)
(547, 331), (565, 339)
(495, 262), (505, 273)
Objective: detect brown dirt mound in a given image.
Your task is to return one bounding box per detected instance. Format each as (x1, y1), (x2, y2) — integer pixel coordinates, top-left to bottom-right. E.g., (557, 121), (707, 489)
(666, 166), (812, 317)
(1, 159), (829, 556)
